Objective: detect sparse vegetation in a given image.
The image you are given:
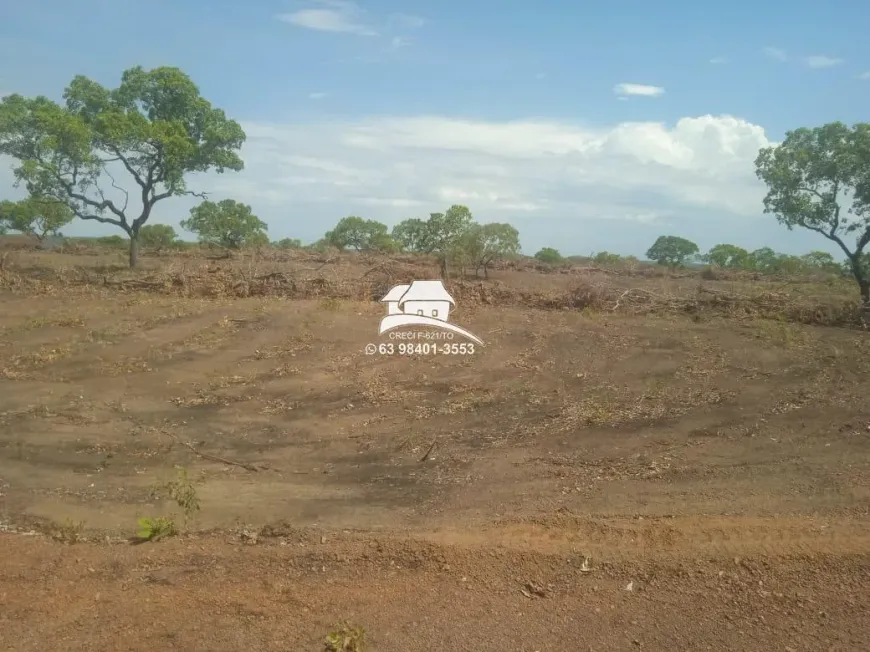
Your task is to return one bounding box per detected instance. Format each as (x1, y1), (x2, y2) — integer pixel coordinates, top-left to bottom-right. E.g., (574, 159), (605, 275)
(324, 623), (367, 652)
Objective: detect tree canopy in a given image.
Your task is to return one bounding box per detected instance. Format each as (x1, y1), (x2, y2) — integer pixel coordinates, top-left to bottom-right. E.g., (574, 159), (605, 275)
(755, 121), (870, 302)
(458, 222), (521, 278)
(138, 223), (179, 251)
(646, 235), (699, 267)
(534, 247), (563, 264)
(181, 199), (267, 248)
(0, 65), (246, 266)
(324, 216), (390, 251)
(0, 196), (73, 240)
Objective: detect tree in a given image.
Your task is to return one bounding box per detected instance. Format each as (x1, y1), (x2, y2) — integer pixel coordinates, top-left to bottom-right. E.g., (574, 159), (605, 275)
(138, 223), (178, 251)
(391, 218), (432, 253)
(459, 222), (521, 278)
(426, 205), (474, 277)
(800, 251), (840, 273)
(324, 216), (389, 251)
(534, 247), (563, 264)
(0, 66), (245, 268)
(646, 235), (699, 267)
(703, 244), (749, 268)
(755, 122), (870, 303)
(180, 199), (267, 248)
(747, 247), (778, 272)
(0, 196), (73, 240)
(275, 238), (302, 249)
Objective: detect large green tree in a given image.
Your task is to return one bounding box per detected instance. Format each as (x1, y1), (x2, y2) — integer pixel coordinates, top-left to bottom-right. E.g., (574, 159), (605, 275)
(755, 122), (870, 303)
(703, 244), (749, 268)
(0, 66), (245, 267)
(0, 196), (73, 241)
(324, 216), (389, 251)
(459, 222), (521, 278)
(427, 205), (474, 277)
(646, 235), (699, 267)
(391, 217), (432, 253)
(181, 199), (267, 248)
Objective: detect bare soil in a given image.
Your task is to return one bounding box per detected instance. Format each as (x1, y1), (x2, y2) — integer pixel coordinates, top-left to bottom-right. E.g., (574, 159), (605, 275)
(1, 248), (869, 651)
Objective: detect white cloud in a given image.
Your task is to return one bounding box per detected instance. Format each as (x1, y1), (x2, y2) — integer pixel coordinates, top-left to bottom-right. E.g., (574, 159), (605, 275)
(709, 56), (728, 64)
(763, 46), (788, 62)
(804, 55), (844, 69)
(185, 114), (773, 225)
(613, 83), (665, 98)
(308, 92), (328, 100)
(858, 71), (870, 80)
(390, 36), (411, 49)
(277, 1), (377, 36)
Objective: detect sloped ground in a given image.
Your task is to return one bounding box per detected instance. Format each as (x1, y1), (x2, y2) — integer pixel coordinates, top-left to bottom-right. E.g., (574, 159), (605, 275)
(1, 260), (869, 650)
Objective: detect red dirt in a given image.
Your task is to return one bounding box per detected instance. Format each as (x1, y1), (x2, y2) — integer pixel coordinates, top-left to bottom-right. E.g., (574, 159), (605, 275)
(1, 252), (869, 651)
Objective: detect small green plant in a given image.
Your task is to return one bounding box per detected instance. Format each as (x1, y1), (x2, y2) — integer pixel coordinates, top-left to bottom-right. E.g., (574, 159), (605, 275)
(136, 516), (177, 541)
(162, 466), (201, 526)
(135, 466), (200, 542)
(324, 623), (367, 652)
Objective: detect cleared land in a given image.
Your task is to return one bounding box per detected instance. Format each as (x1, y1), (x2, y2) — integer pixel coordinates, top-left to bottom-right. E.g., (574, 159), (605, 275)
(1, 244), (869, 651)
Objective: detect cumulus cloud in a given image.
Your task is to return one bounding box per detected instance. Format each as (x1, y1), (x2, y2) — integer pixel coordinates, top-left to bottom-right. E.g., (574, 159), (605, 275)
(858, 71), (870, 80)
(709, 56), (728, 64)
(277, 1), (378, 36)
(613, 83), (665, 98)
(308, 92), (328, 100)
(804, 55), (844, 69)
(188, 114), (772, 223)
(763, 46), (788, 62)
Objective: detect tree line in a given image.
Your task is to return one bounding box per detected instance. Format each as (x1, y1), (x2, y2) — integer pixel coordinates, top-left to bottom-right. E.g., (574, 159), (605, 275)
(1, 65), (869, 302)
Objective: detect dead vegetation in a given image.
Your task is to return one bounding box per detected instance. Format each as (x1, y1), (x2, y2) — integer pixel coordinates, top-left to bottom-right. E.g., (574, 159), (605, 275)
(0, 247), (865, 328)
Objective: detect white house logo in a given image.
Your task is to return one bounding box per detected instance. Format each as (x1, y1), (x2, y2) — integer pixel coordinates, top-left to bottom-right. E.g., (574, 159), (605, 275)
(378, 280), (483, 345)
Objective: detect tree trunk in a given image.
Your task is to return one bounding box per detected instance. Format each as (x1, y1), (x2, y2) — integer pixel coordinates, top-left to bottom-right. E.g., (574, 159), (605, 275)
(439, 256), (447, 279)
(129, 233), (140, 268)
(859, 278), (869, 305)
(483, 264), (489, 279)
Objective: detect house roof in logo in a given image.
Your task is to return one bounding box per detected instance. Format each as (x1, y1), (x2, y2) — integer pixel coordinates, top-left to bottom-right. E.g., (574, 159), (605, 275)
(380, 284), (410, 302)
(397, 280), (455, 306)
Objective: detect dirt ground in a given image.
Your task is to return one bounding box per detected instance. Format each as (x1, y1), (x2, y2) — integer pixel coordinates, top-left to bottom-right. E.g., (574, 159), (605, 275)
(1, 249), (869, 651)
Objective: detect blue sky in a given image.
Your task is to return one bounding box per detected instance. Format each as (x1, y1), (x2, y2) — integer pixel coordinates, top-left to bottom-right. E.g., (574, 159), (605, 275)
(1, 0), (869, 257)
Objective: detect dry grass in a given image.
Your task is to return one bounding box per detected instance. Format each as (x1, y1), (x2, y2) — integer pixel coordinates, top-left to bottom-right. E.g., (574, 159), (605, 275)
(0, 247), (864, 328)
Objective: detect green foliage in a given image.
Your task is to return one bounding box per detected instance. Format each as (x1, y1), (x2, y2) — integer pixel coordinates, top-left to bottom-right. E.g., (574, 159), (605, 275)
(324, 216), (389, 251)
(0, 66), (245, 267)
(384, 205), (474, 276)
(160, 466), (200, 526)
(324, 623), (367, 652)
(646, 235), (699, 267)
(138, 223), (179, 250)
(0, 196), (73, 240)
(703, 244), (749, 268)
(391, 217), (432, 252)
(181, 199), (267, 248)
(275, 237), (302, 249)
(755, 121), (870, 301)
(534, 247), (563, 264)
(136, 516), (177, 542)
(458, 222), (521, 277)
